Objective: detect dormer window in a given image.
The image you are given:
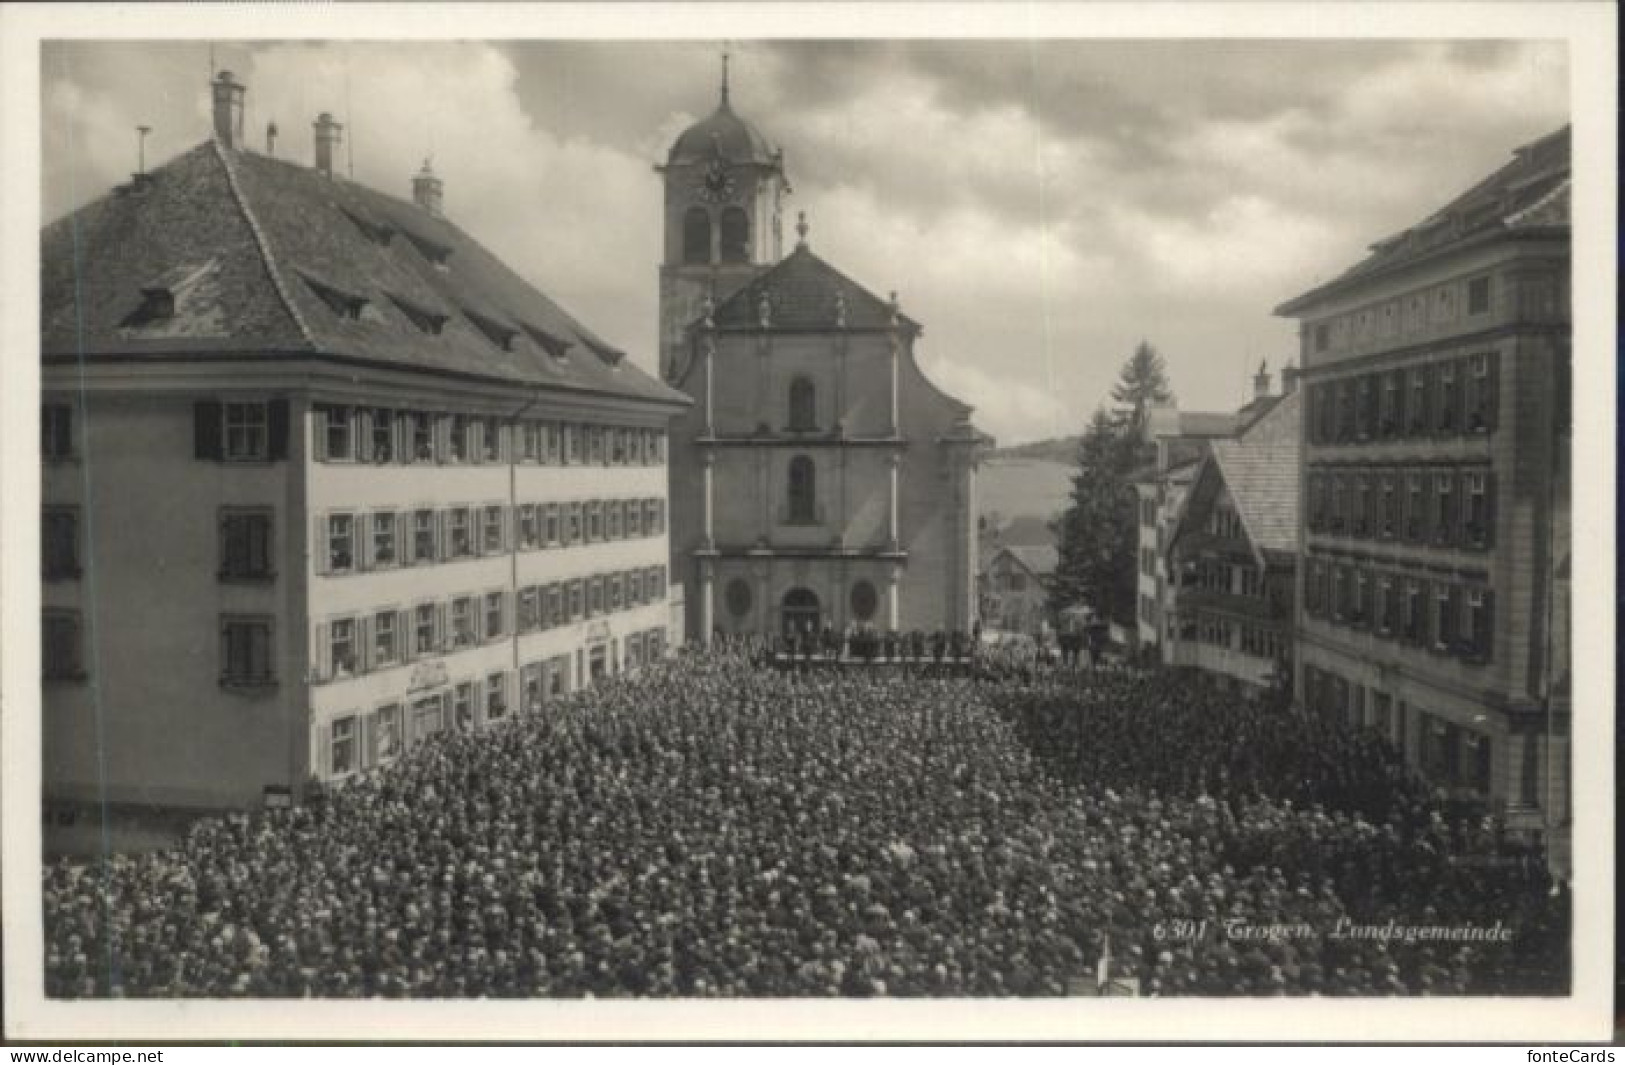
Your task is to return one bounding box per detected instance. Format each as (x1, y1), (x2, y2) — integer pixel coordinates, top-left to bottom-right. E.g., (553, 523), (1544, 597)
(464, 309), (517, 351)
(123, 287), (174, 327)
(403, 230), (452, 268)
(388, 293), (448, 335)
(521, 322), (572, 361)
(341, 207), (395, 247)
(299, 272), (371, 322)
(582, 337), (625, 368)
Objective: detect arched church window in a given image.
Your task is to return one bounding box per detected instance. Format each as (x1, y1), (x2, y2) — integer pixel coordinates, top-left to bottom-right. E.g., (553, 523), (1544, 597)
(788, 376), (817, 431)
(683, 207), (711, 265)
(720, 207), (750, 263)
(787, 455), (817, 524)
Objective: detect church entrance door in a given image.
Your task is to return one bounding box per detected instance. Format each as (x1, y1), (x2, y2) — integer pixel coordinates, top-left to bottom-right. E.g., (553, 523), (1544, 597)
(781, 587), (821, 636)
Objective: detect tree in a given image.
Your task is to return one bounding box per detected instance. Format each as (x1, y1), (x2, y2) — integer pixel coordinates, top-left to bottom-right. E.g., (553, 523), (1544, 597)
(1111, 340), (1173, 444)
(1051, 407), (1142, 627)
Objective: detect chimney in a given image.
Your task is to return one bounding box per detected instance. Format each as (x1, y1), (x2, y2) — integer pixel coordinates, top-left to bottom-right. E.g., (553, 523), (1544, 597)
(211, 71), (245, 150)
(1253, 359), (1271, 401)
(412, 158), (444, 217)
(1281, 362), (1300, 395)
(314, 112), (343, 178)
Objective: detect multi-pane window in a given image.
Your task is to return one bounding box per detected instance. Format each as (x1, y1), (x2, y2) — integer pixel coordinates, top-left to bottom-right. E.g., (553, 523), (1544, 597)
(1435, 585), (1457, 650)
(609, 574), (624, 612)
(588, 426), (605, 465)
(1438, 363), (1459, 433)
(482, 505), (505, 553)
(629, 570), (644, 606)
(221, 616), (274, 686)
(1409, 370), (1428, 434)
(373, 610), (398, 666)
(1465, 471), (1491, 547)
(1468, 589), (1493, 660)
(518, 587), (540, 631)
(322, 406), (353, 461)
(449, 416), (470, 462)
(1434, 472), (1456, 545)
(587, 577), (604, 617)
(372, 512), (397, 567)
(626, 499), (643, 538)
(1467, 276), (1491, 316)
(543, 423), (561, 465)
(220, 508), (273, 579)
(327, 514), (356, 572)
(519, 505), (539, 549)
(414, 603), (436, 654)
(410, 413), (435, 462)
(544, 504), (561, 546)
(481, 418), (502, 462)
(587, 502), (604, 542)
(1379, 475), (1397, 538)
(449, 508), (472, 558)
(1354, 476), (1372, 536)
(42, 403), (73, 460)
(485, 672), (507, 720)
(522, 422), (540, 462)
(453, 683), (474, 729)
(413, 509), (436, 563)
(647, 566), (665, 600)
(330, 618), (358, 676)
(43, 507), (80, 579)
(649, 498), (666, 536)
(1381, 373), (1402, 436)
(451, 597), (476, 647)
(565, 424), (582, 464)
(566, 503), (582, 545)
(370, 409), (396, 462)
(224, 401), (270, 460)
(568, 580), (584, 621)
(1405, 475), (1424, 541)
(330, 717), (357, 776)
(607, 500), (623, 540)
(43, 610), (82, 680)
(1405, 580), (1425, 643)
(484, 591), (504, 641)
(375, 704), (404, 763)
(544, 584), (562, 629)
(1468, 353), (1494, 432)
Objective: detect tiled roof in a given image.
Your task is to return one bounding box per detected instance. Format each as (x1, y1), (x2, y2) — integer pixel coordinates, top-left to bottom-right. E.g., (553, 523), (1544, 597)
(1278, 125), (1570, 313)
(41, 140), (689, 409)
(1206, 388), (1301, 554)
(708, 243), (922, 333)
(996, 544), (1058, 577)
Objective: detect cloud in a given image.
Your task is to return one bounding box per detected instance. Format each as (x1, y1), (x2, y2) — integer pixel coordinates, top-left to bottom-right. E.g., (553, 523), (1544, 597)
(39, 38), (1570, 444)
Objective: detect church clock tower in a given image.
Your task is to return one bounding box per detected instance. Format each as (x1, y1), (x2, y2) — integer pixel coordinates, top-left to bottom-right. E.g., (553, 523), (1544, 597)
(657, 56), (789, 382)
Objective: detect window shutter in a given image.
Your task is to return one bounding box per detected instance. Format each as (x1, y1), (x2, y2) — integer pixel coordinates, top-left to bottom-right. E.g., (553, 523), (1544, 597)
(400, 608), (416, 664)
(439, 510), (452, 562)
(314, 513), (330, 576)
(357, 512), (374, 571)
(362, 713), (377, 770)
(314, 621), (331, 682)
(194, 401), (223, 460)
(436, 602), (449, 651)
(267, 399), (290, 460)
(312, 407), (329, 462)
(317, 723), (333, 781)
(355, 409), (374, 462)
(397, 511), (411, 565)
(1487, 351), (1501, 433)
(357, 615), (373, 673)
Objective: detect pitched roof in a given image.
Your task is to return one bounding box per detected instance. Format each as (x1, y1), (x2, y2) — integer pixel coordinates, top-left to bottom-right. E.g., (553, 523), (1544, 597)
(1177, 411), (1239, 437)
(1278, 125), (1570, 314)
(708, 242), (921, 333)
(1206, 388), (1302, 554)
(995, 544), (1058, 577)
(41, 140), (688, 409)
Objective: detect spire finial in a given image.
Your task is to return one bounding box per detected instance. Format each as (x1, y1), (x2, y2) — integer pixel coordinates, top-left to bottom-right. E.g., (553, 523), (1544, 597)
(720, 47), (731, 105)
(796, 211), (809, 246)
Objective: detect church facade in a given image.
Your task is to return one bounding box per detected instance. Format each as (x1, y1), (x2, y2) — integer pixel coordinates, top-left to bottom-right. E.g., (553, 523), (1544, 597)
(660, 76), (989, 641)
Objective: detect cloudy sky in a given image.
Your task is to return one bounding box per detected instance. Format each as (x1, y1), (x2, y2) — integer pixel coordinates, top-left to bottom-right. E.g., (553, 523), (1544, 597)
(41, 37), (1568, 444)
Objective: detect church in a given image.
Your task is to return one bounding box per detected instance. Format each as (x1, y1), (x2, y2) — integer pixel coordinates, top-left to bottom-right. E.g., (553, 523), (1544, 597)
(660, 67), (990, 641)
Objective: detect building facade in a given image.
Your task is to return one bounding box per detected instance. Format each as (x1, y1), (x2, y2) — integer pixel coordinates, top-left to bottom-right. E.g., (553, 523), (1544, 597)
(40, 73), (688, 812)
(1277, 126), (1570, 840)
(661, 79), (989, 640)
(982, 545), (1058, 636)
(1163, 385), (1301, 694)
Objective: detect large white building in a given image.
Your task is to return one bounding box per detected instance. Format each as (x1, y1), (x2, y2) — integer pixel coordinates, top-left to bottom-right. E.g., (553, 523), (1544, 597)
(40, 72), (689, 813)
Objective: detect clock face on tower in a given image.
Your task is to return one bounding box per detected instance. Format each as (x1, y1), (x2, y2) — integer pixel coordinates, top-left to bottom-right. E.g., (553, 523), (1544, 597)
(695, 160), (737, 203)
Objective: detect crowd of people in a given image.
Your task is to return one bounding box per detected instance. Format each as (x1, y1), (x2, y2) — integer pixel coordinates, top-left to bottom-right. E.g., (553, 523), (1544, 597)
(44, 647), (1568, 998)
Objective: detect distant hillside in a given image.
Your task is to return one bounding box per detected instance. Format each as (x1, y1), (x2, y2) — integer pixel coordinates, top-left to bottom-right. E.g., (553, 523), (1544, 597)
(979, 454), (1074, 528)
(990, 436), (1079, 464)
